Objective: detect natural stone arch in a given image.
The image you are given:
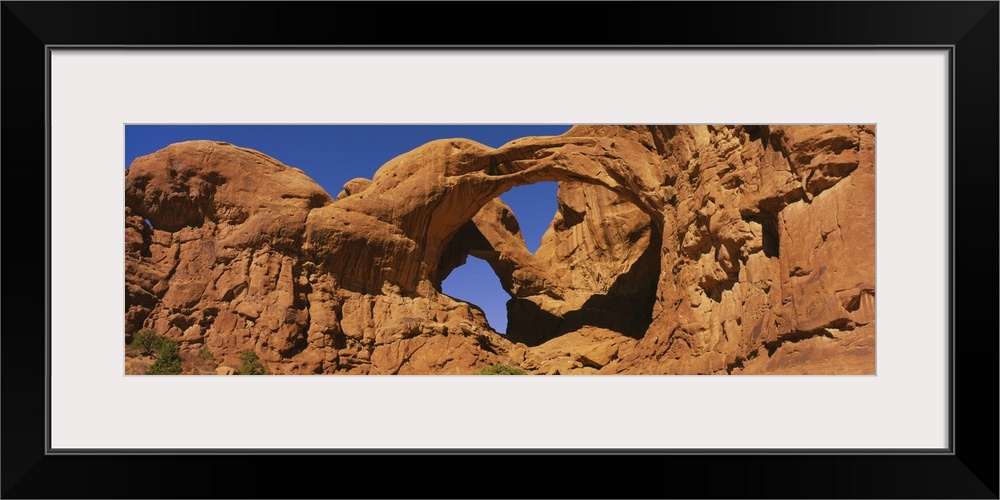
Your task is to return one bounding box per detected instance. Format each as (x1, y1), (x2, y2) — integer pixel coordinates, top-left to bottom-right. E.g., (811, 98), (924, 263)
(434, 182), (661, 346)
(306, 127), (671, 299)
(124, 124), (876, 375)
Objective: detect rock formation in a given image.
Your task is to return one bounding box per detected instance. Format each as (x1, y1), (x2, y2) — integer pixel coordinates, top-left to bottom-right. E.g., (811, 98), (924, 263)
(125, 125), (875, 374)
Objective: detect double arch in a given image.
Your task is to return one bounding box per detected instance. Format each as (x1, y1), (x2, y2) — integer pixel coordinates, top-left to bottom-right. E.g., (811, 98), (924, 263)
(314, 132), (670, 344)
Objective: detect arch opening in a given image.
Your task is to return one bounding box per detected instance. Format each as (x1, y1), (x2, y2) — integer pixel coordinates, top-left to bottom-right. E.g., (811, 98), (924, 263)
(435, 180), (662, 346)
(440, 255), (510, 334)
(497, 181), (559, 254)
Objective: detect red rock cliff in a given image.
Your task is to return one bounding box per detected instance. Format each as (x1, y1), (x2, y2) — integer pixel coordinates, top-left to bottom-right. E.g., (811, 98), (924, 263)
(125, 125), (875, 374)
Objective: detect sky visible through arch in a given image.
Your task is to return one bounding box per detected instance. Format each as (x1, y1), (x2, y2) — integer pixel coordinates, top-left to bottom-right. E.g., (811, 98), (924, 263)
(125, 125), (573, 333)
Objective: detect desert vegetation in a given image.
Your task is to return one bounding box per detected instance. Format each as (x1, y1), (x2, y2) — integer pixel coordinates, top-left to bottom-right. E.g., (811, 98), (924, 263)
(477, 364), (528, 375)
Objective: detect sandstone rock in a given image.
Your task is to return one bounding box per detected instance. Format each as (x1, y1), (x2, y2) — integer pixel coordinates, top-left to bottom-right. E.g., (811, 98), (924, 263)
(124, 356), (153, 375)
(611, 125), (875, 374)
(733, 324), (875, 375)
(216, 366), (236, 375)
(125, 125), (875, 374)
(517, 327), (637, 374)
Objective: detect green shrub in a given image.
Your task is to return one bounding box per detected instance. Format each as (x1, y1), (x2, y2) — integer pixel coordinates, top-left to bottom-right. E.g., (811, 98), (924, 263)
(129, 328), (167, 356)
(146, 339), (182, 375)
(236, 349), (269, 375)
(477, 364), (527, 375)
(196, 346), (215, 362)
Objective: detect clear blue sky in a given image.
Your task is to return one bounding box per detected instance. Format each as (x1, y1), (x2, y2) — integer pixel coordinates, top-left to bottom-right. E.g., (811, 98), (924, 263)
(125, 125), (572, 333)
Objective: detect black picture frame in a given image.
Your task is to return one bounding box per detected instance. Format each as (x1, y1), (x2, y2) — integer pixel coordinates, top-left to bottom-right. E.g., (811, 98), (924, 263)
(3, 2), (997, 498)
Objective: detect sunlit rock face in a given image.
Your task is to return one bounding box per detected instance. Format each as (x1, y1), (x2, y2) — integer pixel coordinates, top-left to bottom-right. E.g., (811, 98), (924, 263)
(125, 125), (875, 374)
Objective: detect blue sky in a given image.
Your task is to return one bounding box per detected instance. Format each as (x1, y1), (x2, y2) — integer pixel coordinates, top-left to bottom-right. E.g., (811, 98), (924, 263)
(125, 125), (572, 333)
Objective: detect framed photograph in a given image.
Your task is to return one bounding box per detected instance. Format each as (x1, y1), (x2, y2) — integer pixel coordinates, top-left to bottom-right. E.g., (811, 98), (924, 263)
(3, 2), (996, 498)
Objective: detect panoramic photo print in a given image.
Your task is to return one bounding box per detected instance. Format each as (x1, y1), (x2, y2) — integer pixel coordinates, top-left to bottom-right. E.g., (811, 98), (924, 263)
(124, 125), (875, 375)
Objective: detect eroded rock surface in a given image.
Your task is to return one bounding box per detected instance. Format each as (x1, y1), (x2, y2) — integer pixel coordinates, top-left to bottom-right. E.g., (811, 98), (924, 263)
(125, 125), (875, 374)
